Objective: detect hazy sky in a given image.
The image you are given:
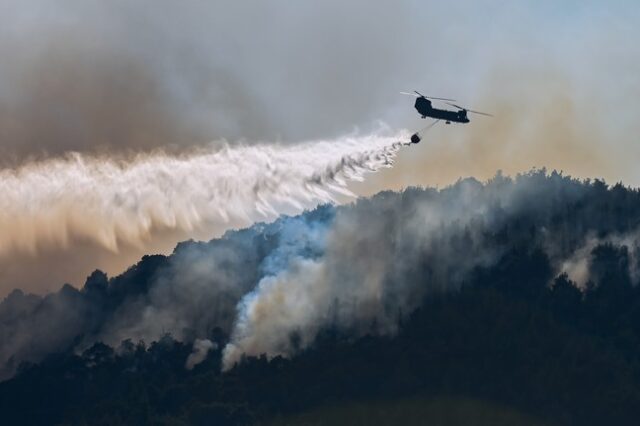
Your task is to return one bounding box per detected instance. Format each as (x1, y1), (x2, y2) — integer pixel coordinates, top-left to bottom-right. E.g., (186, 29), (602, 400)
(0, 1), (639, 295)
(1, 1), (636, 156)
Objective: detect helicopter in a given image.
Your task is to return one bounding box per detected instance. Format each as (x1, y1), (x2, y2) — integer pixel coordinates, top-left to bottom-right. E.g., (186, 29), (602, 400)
(401, 91), (492, 125)
(401, 90), (492, 145)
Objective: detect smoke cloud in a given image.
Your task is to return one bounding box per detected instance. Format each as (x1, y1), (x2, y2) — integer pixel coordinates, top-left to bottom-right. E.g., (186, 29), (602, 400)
(0, 0), (416, 163)
(3, 170), (639, 379)
(186, 339), (217, 370)
(221, 173), (640, 369)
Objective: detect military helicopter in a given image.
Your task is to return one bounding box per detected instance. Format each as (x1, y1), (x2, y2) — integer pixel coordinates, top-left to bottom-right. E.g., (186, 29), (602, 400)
(401, 91), (492, 124)
(401, 90), (492, 144)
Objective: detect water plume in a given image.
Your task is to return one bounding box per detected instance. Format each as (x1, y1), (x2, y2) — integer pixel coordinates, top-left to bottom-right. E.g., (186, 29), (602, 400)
(0, 131), (405, 256)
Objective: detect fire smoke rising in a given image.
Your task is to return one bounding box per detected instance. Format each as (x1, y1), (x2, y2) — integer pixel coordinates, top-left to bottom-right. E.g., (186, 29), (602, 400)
(0, 131), (404, 256)
(2, 171), (640, 378)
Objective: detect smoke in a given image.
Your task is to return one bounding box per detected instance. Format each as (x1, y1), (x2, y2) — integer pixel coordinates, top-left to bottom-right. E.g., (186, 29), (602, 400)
(2, 171), (640, 378)
(0, 131), (403, 258)
(222, 259), (327, 367)
(0, 0), (417, 163)
(186, 339), (217, 370)
(559, 231), (640, 289)
(220, 173), (640, 370)
(0, 37), (208, 164)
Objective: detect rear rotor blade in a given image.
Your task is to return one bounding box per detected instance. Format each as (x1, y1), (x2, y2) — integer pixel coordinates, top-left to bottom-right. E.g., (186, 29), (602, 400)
(400, 91), (420, 97)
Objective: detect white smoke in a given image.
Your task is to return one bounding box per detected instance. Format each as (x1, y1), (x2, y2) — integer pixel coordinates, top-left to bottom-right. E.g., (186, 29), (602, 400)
(0, 130), (406, 255)
(222, 259), (327, 369)
(185, 339), (217, 370)
(558, 230), (640, 289)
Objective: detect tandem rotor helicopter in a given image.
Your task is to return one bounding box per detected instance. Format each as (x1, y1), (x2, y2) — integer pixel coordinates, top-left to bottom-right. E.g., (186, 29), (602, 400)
(401, 90), (492, 144)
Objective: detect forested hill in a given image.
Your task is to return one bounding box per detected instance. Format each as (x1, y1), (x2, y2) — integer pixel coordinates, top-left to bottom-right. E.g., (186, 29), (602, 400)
(3, 170), (640, 425)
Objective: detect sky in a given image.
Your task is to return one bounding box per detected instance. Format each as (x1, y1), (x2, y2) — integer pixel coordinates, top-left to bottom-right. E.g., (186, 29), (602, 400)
(0, 0), (639, 295)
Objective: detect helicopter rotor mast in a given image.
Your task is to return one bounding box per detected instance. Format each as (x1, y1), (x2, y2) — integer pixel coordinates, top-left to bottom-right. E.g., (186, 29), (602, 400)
(445, 102), (493, 117)
(399, 91), (456, 102)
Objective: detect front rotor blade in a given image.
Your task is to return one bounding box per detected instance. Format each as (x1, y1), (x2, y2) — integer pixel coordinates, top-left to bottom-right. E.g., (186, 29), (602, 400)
(425, 95), (456, 102)
(404, 91), (455, 101)
(466, 109), (493, 117)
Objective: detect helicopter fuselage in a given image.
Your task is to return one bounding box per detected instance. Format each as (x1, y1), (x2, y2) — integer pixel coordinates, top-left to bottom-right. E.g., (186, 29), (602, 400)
(415, 97), (469, 124)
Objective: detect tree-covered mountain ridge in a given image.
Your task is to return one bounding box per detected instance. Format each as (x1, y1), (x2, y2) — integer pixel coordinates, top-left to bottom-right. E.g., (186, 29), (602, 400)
(3, 169), (640, 425)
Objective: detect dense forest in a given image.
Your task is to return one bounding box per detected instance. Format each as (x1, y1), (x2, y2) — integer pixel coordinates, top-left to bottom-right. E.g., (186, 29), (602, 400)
(3, 170), (640, 425)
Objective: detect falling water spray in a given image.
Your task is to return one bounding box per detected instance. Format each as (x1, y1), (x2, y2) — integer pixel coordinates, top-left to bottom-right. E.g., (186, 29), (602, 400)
(0, 131), (407, 255)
